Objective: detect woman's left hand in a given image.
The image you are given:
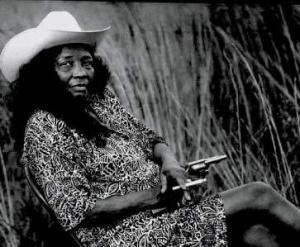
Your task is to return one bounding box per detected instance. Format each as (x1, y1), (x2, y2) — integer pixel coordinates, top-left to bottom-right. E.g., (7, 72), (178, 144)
(160, 155), (192, 204)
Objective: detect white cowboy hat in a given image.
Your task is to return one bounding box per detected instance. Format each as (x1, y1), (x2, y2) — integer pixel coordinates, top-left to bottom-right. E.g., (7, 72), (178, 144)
(0, 11), (111, 82)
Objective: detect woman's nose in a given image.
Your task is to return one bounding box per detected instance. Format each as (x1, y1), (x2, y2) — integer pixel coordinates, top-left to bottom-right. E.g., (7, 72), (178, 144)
(72, 62), (87, 77)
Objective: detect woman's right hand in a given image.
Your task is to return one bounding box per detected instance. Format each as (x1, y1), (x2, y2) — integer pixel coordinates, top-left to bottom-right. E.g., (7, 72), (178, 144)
(150, 184), (188, 211)
(150, 171), (206, 211)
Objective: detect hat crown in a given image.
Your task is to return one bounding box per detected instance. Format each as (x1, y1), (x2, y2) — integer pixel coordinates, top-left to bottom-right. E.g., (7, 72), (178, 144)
(37, 11), (82, 31)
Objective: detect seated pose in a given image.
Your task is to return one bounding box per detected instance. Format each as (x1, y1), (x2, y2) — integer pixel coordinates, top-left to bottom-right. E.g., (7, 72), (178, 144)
(1, 11), (300, 247)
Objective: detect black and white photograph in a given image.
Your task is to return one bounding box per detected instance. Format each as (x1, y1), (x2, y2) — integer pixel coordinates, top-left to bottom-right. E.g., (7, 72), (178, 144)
(0, 1), (300, 247)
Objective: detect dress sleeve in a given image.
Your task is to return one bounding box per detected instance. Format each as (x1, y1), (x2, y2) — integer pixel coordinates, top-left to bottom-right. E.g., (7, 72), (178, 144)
(21, 111), (97, 231)
(104, 88), (168, 160)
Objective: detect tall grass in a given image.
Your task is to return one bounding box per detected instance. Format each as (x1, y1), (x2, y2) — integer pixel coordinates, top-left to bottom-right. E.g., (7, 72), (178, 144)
(0, 148), (18, 247)
(208, 5), (300, 201)
(0, 2), (299, 246)
(99, 4), (299, 202)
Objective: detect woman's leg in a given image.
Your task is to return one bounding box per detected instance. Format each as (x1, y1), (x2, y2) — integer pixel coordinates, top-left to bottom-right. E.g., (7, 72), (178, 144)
(220, 182), (300, 247)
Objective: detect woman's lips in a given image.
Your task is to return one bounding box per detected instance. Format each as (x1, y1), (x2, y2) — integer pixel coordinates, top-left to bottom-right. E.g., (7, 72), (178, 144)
(71, 85), (88, 91)
(68, 85), (89, 97)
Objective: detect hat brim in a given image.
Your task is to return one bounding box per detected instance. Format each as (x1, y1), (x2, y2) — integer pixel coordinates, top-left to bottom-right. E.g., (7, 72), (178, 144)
(0, 26), (110, 82)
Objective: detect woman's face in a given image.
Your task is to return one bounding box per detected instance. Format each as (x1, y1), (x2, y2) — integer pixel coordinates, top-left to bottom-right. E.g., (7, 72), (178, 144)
(54, 46), (95, 99)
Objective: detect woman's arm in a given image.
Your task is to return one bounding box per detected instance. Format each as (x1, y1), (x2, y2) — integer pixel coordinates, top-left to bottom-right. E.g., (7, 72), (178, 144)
(153, 142), (178, 165)
(82, 144), (187, 226)
(82, 145), (187, 226)
(81, 185), (174, 226)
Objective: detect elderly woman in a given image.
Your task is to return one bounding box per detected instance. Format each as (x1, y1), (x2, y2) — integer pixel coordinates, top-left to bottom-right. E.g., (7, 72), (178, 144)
(1, 11), (300, 247)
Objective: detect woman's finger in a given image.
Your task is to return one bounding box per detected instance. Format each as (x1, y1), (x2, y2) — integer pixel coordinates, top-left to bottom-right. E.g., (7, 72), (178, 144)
(173, 170), (193, 201)
(183, 190), (191, 201)
(175, 176), (187, 191)
(160, 174), (167, 193)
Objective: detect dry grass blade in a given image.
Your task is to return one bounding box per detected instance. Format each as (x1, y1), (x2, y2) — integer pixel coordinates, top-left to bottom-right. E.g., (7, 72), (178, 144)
(0, 148), (18, 246)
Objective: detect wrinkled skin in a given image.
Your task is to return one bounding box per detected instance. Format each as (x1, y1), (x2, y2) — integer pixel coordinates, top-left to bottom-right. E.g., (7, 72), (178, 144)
(55, 47), (95, 99)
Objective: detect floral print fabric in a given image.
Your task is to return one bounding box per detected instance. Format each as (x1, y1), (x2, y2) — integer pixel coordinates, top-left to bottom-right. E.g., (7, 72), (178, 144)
(21, 87), (227, 246)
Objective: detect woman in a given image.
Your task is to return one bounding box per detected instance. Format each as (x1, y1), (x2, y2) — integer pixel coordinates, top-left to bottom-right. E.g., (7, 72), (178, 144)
(1, 11), (300, 247)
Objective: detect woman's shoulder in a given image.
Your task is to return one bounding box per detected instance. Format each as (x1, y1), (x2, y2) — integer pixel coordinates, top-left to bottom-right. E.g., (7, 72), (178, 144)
(104, 86), (118, 98)
(90, 86), (117, 101)
(89, 86), (121, 109)
(25, 109), (66, 136)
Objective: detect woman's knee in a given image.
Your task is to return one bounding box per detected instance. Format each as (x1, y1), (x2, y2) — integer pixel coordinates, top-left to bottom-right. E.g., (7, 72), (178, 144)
(221, 181), (277, 214)
(244, 181), (277, 210)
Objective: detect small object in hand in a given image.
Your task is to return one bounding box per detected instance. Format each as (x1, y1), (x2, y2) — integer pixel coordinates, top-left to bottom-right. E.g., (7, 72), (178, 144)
(151, 155), (226, 216)
(172, 178), (207, 191)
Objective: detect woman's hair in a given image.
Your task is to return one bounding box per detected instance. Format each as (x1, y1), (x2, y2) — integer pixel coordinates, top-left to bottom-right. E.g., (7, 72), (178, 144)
(7, 43), (111, 153)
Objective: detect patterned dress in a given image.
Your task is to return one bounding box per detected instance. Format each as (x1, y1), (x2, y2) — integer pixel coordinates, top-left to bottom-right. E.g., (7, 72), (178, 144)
(21, 87), (227, 247)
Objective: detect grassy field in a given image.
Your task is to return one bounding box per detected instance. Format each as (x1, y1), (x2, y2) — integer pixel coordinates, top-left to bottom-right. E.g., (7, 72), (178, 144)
(0, 2), (299, 246)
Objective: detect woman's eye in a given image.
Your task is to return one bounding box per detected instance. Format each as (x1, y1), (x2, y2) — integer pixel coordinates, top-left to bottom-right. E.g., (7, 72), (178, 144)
(60, 61), (72, 67)
(82, 60), (94, 68)
(56, 61), (73, 71)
